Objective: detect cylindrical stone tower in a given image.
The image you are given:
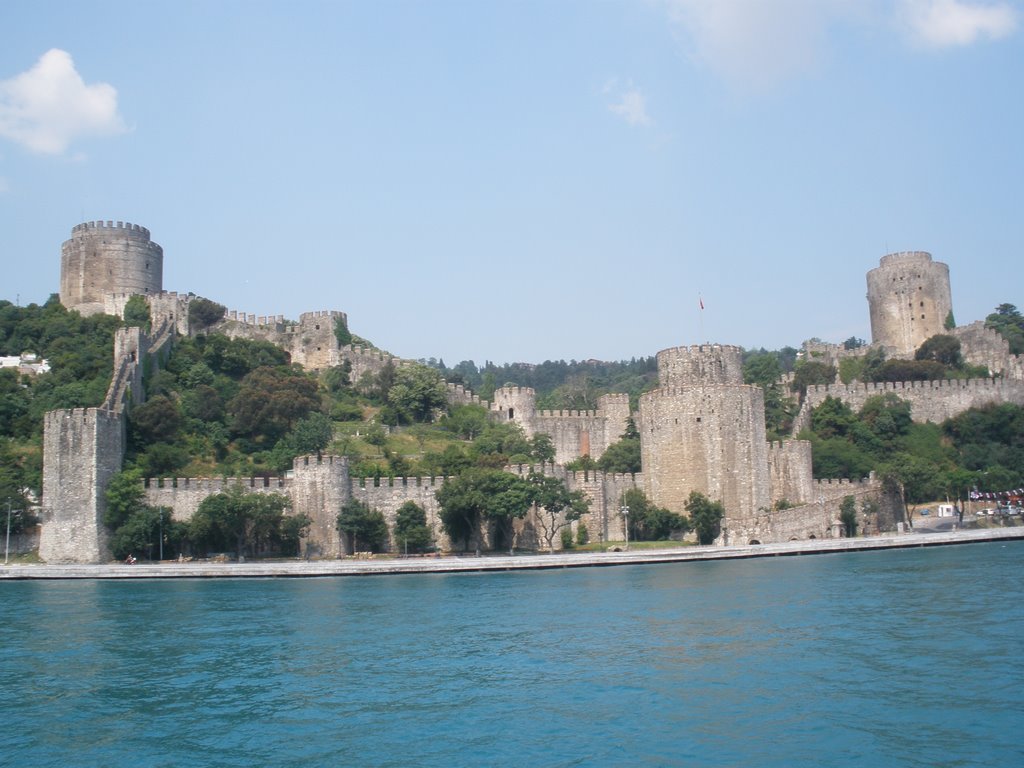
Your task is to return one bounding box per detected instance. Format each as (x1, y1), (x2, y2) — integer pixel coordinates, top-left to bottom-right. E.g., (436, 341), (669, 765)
(866, 251), (952, 357)
(639, 345), (770, 530)
(60, 220), (163, 316)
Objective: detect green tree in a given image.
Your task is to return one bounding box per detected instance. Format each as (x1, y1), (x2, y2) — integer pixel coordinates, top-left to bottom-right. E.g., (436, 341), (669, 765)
(621, 488), (688, 542)
(123, 295), (151, 331)
(129, 394), (182, 447)
(442, 404), (489, 440)
(336, 499), (389, 554)
(188, 297), (226, 331)
(435, 468), (533, 553)
(394, 500), (432, 553)
(287, 412), (334, 458)
(528, 471), (589, 551)
(189, 485), (292, 559)
(334, 315), (353, 347)
(915, 334), (963, 368)
(530, 433), (556, 464)
(228, 366), (319, 440)
(686, 490), (724, 545)
(104, 469), (147, 530)
(386, 363), (448, 423)
(985, 303), (1024, 354)
(792, 360), (836, 396)
(839, 495), (857, 537)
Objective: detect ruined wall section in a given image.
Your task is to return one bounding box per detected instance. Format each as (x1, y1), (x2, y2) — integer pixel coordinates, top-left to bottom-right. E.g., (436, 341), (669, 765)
(60, 221), (163, 317)
(725, 476), (890, 545)
(38, 409), (124, 563)
(867, 251), (952, 357)
(952, 321), (1024, 380)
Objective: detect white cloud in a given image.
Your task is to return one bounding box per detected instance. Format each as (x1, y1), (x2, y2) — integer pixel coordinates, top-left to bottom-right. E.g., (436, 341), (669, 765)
(605, 79), (653, 126)
(661, 0), (1018, 89)
(899, 0), (1017, 47)
(0, 49), (126, 154)
(662, 0), (862, 90)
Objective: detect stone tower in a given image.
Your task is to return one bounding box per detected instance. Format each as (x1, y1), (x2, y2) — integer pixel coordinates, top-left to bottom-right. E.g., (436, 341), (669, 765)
(638, 345), (770, 526)
(866, 251), (952, 357)
(60, 221), (163, 316)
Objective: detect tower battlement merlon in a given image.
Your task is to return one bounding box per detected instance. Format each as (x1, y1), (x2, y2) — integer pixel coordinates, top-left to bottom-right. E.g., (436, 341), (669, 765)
(655, 343), (746, 387)
(71, 220), (152, 239)
(878, 250), (934, 267)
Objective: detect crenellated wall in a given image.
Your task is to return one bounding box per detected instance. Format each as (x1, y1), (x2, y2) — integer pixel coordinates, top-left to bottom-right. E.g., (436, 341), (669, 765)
(489, 386), (630, 464)
(799, 377), (1024, 428)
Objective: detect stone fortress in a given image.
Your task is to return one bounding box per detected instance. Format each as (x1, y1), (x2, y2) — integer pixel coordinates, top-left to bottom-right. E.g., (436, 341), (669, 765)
(36, 222), (1024, 562)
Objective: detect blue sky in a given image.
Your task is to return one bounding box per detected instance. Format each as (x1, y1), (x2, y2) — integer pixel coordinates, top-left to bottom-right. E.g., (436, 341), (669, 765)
(2, 1), (1021, 366)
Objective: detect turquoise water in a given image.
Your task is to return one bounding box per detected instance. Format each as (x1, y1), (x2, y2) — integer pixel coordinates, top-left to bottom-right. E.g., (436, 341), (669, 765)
(2, 543), (1022, 767)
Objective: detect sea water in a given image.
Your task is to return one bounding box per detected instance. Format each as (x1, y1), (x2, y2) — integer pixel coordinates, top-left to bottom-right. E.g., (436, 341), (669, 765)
(2, 542), (1022, 767)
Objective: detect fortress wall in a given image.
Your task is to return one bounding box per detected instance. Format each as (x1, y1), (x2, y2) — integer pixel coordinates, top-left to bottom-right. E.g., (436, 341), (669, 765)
(803, 378), (1024, 425)
(351, 476), (450, 552)
(445, 383), (486, 408)
(767, 440), (814, 505)
(39, 408), (124, 563)
(953, 321), (1023, 379)
(726, 477), (888, 545)
(143, 476), (290, 523)
(639, 385), (770, 519)
(341, 345), (403, 384)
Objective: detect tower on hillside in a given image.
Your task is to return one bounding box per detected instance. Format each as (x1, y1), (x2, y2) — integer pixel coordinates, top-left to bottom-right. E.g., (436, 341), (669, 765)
(866, 251), (952, 357)
(638, 345), (770, 527)
(60, 221), (163, 316)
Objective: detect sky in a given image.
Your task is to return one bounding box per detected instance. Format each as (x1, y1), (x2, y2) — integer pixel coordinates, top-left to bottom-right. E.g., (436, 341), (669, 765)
(1, 1), (1021, 366)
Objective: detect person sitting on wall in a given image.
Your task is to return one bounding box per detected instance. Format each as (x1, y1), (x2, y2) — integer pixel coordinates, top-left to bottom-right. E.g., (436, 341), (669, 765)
(125, 554), (136, 565)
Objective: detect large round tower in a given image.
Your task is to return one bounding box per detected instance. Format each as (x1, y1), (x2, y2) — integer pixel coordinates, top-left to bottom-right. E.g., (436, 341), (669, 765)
(60, 220), (163, 316)
(866, 251), (952, 357)
(638, 345), (770, 532)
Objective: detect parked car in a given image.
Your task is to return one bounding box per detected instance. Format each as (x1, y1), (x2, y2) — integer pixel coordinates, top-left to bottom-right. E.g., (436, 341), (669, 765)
(979, 508), (996, 516)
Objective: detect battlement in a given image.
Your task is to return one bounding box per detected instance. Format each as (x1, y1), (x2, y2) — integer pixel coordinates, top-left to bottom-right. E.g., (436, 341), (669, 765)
(656, 343), (745, 387)
(223, 309), (286, 327)
(353, 475), (448, 489)
(293, 454), (348, 471)
(71, 220), (153, 239)
(493, 385), (536, 397)
(446, 382), (485, 407)
(806, 377), (1006, 398)
(143, 475), (288, 491)
(812, 476), (875, 490)
(877, 250), (933, 267)
(299, 310), (346, 324)
(537, 409), (597, 419)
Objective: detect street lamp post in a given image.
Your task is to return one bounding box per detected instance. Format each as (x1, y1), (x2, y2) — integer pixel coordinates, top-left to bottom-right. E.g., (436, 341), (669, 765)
(621, 504), (630, 551)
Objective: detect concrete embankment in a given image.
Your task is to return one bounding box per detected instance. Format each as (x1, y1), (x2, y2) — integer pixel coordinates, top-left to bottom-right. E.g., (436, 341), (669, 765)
(3, 526), (1022, 580)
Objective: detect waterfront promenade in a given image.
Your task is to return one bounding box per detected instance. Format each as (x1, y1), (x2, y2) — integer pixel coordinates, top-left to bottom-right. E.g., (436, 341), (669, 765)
(3, 525), (1022, 580)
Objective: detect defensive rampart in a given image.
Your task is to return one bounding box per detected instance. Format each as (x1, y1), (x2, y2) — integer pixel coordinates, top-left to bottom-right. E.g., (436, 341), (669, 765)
(797, 377), (1024, 432)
